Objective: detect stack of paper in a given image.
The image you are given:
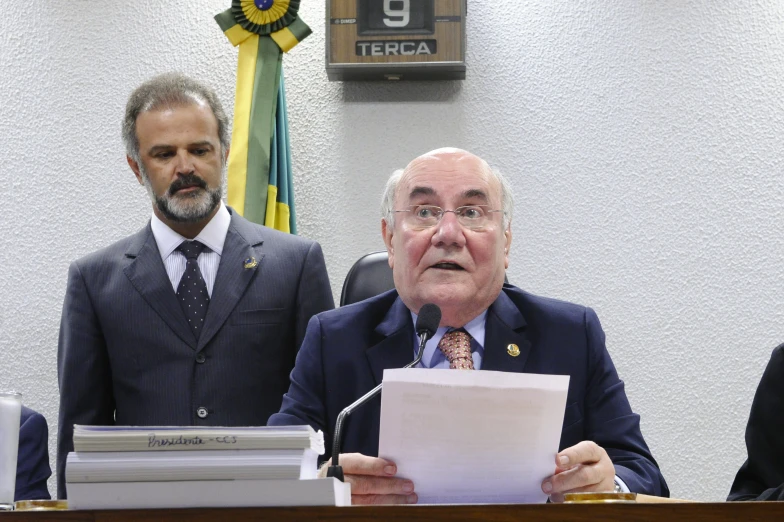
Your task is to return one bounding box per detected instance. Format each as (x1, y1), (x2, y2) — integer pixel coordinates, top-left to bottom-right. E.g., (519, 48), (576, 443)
(66, 425), (350, 509)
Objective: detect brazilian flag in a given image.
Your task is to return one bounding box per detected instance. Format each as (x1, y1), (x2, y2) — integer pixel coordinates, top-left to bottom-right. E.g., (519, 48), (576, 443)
(215, 0), (310, 234)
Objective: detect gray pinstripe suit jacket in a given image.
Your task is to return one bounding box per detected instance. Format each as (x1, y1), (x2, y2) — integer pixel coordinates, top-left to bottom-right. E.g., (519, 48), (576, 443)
(55, 209), (334, 498)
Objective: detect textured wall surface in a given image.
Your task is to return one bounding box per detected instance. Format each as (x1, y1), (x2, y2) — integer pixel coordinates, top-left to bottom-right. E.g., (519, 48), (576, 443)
(1, 0), (782, 502)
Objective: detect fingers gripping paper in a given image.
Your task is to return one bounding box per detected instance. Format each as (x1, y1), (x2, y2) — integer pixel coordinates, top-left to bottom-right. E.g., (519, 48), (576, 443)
(379, 369), (569, 504)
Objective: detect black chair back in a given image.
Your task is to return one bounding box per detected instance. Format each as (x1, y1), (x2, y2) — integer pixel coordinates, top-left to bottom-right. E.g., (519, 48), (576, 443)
(340, 251), (394, 306)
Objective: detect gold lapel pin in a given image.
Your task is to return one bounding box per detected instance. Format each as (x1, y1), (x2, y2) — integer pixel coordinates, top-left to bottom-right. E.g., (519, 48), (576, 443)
(243, 257), (258, 269)
(507, 344), (520, 357)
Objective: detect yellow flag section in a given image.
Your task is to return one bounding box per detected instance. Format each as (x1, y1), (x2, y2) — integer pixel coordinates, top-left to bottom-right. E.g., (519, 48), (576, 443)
(225, 31), (257, 217)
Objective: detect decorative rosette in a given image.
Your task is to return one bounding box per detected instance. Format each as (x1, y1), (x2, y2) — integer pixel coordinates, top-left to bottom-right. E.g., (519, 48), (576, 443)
(231, 0), (301, 36)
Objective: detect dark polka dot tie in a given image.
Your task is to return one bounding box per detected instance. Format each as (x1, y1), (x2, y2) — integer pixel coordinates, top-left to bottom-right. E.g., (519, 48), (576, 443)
(437, 329), (474, 370)
(176, 240), (210, 340)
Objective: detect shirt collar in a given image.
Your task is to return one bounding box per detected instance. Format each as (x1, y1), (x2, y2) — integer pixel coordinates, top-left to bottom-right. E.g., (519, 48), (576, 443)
(150, 201), (230, 260)
(410, 308), (488, 352)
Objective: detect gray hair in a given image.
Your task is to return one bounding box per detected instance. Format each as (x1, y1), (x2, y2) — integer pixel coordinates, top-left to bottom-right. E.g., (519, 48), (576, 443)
(122, 72), (230, 162)
(381, 164), (515, 230)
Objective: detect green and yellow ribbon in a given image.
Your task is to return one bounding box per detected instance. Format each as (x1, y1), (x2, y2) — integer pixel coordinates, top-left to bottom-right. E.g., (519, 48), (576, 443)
(215, 0), (310, 230)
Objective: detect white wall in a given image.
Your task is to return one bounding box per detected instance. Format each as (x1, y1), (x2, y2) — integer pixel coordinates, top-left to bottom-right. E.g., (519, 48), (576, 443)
(1, 0), (782, 501)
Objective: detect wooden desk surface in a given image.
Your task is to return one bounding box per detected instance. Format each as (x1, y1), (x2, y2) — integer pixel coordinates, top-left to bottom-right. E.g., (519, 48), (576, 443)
(5, 503), (784, 521)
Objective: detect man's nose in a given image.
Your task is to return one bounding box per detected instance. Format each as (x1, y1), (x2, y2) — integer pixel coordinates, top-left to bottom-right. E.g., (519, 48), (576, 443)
(431, 211), (467, 247)
(174, 151), (195, 174)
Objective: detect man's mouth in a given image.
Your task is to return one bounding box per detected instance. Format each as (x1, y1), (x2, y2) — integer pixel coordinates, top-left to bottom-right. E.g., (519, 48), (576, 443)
(169, 175), (207, 196)
(430, 262), (465, 271)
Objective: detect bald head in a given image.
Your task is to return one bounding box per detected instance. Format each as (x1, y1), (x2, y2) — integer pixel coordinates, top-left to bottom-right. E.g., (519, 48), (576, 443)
(406, 147), (491, 175)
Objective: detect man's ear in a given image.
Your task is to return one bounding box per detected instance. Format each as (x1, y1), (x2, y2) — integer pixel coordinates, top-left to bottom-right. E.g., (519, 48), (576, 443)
(381, 218), (394, 269)
(127, 156), (144, 185)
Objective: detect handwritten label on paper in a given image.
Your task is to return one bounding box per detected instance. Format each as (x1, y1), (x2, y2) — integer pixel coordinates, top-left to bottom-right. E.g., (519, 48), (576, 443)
(147, 434), (238, 448)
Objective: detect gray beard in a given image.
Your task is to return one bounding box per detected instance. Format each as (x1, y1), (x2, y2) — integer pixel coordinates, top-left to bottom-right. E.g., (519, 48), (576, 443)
(140, 166), (224, 223)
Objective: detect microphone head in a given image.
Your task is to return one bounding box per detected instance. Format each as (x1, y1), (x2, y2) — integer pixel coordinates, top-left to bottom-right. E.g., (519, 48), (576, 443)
(415, 304), (442, 340)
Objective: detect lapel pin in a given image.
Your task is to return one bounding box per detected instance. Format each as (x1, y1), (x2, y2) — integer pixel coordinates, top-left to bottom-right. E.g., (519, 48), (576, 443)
(507, 344), (520, 357)
(243, 257), (258, 269)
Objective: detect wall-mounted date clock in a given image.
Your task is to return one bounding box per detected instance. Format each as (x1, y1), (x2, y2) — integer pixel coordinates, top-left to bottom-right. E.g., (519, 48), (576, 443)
(326, 0), (467, 81)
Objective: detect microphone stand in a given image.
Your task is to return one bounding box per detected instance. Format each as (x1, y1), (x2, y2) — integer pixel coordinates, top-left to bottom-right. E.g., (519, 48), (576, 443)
(326, 331), (429, 481)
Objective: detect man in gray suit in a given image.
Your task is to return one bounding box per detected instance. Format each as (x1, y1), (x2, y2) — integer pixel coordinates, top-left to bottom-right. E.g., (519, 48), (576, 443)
(56, 73), (334, 498)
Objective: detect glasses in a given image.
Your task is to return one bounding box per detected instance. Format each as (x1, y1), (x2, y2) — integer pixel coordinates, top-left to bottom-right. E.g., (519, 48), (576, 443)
(393, 205), (502, 230)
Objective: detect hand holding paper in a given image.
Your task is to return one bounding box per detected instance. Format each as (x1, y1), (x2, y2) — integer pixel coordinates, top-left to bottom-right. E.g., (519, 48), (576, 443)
(542, 441), (616, 502)
(319, 453), (416, 505)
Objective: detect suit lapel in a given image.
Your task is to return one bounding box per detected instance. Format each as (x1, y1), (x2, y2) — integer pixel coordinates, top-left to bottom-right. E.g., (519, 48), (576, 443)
(481, 291), (532, 373)
(366, 297), (416, 385)
(197, 213), (264, 351)
(123, 224), (196, 349)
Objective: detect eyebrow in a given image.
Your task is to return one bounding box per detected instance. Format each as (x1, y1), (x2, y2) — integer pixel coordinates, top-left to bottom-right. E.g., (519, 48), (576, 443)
(408, 186), (436, 199)
(462, 189), (489, 202)
(189, 141), (215, 150)
(147, 141), (215, 155)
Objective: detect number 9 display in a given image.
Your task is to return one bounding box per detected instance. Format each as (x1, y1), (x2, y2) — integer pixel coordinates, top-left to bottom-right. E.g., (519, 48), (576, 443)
(383, 0), (410, 27)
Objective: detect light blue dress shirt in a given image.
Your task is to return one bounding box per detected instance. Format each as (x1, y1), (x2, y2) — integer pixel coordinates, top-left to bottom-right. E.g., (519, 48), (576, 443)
(410, 310), (487, 368)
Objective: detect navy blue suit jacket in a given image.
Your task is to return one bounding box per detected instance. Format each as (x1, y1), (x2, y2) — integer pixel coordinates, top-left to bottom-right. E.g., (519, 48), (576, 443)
(57, 209), (334, 498)
(269, 285), (668, 496)
(16, 406), (51, 501)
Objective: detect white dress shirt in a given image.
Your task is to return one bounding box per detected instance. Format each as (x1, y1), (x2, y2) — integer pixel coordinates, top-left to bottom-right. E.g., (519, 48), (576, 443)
(150, 202), (231, 297)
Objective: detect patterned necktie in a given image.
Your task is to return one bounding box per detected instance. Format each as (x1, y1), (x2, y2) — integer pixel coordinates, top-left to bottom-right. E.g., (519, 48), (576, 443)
(176, 240), (210, 340)
(437, 329), (474, 370)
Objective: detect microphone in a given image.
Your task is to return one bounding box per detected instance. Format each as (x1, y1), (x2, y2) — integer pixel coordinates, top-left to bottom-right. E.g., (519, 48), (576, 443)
(326, 303), (441, 481)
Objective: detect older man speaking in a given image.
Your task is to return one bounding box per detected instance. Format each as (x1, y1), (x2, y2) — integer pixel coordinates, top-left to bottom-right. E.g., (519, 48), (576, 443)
(269, 148), (667, 504)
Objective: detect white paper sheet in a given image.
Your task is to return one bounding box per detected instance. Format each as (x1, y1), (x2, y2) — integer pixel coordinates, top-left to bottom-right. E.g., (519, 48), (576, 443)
(378, 368), (569, 504)
(0, 395), (22, 507)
